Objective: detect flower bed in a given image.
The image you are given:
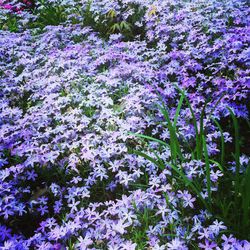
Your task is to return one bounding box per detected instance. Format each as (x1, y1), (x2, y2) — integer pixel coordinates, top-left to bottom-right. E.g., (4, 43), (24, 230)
(0, 0), (249, 249)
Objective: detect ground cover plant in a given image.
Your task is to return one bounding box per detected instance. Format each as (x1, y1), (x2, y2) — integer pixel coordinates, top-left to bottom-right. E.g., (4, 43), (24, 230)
(0, 0), (249, 249)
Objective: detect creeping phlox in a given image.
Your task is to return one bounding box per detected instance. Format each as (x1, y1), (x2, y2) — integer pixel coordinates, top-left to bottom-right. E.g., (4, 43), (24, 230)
(0, 0), (249, 249)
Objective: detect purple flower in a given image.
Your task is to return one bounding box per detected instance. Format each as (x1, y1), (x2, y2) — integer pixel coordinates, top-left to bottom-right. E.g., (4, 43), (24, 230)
(75, 235), (93, 250)
(26, 170), (38, 181)
(0, 158), (8, 167)
(54, 200), (62, 214)
(112, 220), (130, 235)
(199, 240), (217, 249)
(0, 225), (11, 241)
(68, 199), (80, 213)
(209, 220), (227, 235)
(166, 238), (188, 250)
(38, 205), (48, 216)
(120, 241), (137, 250)
(15, 203), (27, 216)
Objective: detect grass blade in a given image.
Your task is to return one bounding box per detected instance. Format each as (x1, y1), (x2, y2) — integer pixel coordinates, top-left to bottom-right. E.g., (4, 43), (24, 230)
(173, 84), (200, 159)
(133, 150), (165, 171)
(128, 132), (169, 148)
(227, 107), (240, 195)
(208, 93), (226, 120)
(197, 100), (209, 160)
(212, 118), (225, 167)
(203, 135), (212, 205)
(209, 159), (224, 173)
(158, 104), (183, 163)
(241, 164), (250, 230)
(173, 92), (184, 129)
(132, 149), (210, 211)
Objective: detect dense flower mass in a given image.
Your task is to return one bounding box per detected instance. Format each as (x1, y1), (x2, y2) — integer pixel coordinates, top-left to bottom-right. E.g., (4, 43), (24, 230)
(0, 0), (249, 249)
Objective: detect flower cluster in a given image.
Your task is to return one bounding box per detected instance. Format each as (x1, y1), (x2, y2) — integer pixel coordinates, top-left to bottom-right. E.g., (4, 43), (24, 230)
(0, 0), (249, 249)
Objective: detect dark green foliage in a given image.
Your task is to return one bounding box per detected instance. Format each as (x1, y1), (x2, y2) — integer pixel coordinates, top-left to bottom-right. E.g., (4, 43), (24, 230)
(131, 91), (250, 240)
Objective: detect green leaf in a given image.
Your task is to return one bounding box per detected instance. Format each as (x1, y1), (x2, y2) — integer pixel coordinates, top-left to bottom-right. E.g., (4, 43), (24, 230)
(120, 21), (131, 31)
(173, 84), (199, 159)
(173, 92), (184, 129)
(110, 23), (121, 32)
(227, 107), (240, 195)
(241, 163), (250, 230)
(212, 118), (225, 167)
(197, 100), (209, 160)
(203, 135), (212, 204)
(209, 159), (224, 172)
(128, 132), (169, 148)
(158, 104), (183, 163)
(133, 150), (165, 171)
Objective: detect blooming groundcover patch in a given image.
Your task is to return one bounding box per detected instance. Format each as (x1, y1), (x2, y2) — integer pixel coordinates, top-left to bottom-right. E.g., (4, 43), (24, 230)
(0, 0), (250, 249)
